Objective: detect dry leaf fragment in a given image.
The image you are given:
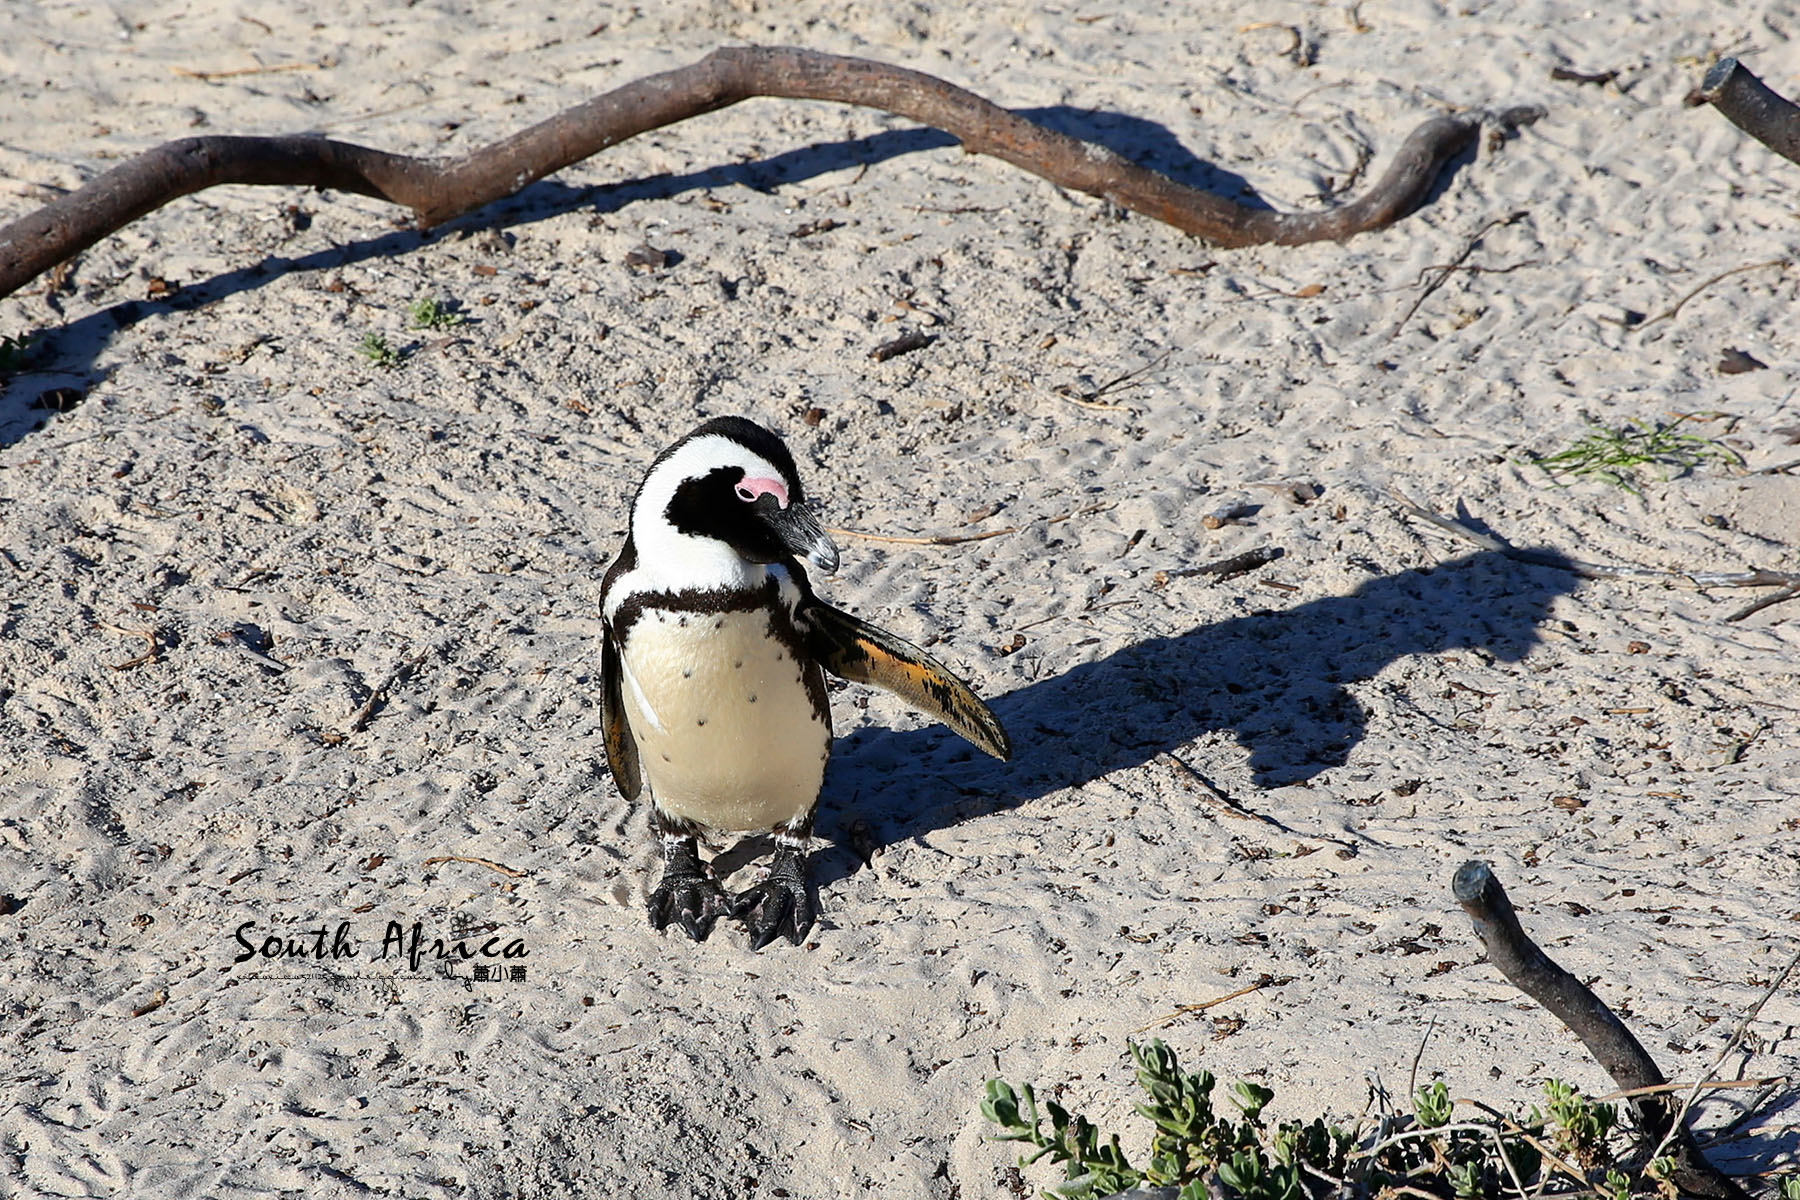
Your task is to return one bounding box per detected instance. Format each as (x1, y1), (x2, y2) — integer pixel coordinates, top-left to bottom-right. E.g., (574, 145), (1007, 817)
(1717, 347), (1767, 374)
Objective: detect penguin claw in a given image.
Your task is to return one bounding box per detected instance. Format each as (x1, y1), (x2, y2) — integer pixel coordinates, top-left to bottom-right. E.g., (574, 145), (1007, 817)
(648, 865), (731, 942)
(730, 851), (814, 950)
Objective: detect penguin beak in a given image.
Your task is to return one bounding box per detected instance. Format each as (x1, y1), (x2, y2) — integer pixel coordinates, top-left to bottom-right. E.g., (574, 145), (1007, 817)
(761, 499), (839, 574)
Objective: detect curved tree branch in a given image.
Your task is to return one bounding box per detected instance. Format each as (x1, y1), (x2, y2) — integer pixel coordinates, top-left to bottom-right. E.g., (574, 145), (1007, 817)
(0, 45), (1481, 303)
(1695, 56), (1800, 168)
(1452, 861), (1748, 1200)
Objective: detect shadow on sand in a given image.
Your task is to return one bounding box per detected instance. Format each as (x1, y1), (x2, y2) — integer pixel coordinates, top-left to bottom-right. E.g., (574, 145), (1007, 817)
(806, 546), (1578, 888)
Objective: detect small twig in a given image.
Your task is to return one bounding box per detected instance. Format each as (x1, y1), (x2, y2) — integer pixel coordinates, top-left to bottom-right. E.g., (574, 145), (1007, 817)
(1239, 22), (1305, 63)
(170, 61), (325, 81)
(1512, 1126), (1598, 1189)
(830, 524), (1014, 547)
(869, 329), (933, 362)
(1695, 57), (1800, 168)
(1011, 595), (1137, 633)
(1134, 973), (1295, 1033)
(1592, 1076), (1790, 1104)
(1357, 1122), (1532, 1199)
(1453, 1097), (1594, 1187)
(1451, 860), (1747, 1200)
(1406, 1014), (1439, 1104)
(1156, 545), (1283, 583)
(1202, 501), (1257, 529)
(1725, 581), (1800, 623)
(98, 621), (160, 670)
(1162, 752), (1289, 833)
(1636, 257), (1792, 333)
(1389, 210), (1528, 339)
(1551, 66), (1620, 87)
(1410, 260), (1543, 286)
(829, 502), (1112, 547)
(1052, 388), (1135, 413)
(1645, 944), (1800, 1175)
(1694, 1078), (1797, 1148)
(347, 649), (430, 733)
(906, 202), (998, 215)
(129, 989), (169, 1018)
(421, 854), (529, 878)
(1039, 348), (1177, 412)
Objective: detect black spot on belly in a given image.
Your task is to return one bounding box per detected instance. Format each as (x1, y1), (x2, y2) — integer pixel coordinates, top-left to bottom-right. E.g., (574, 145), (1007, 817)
(682, 668), (692, 678)
(734, 659), (743, 669)
(697, 717), (708, 727)
(748, 693), (758, 703)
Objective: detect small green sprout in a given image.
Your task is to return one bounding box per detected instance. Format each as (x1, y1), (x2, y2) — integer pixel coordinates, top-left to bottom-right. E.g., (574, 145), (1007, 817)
(408, 297), (467, 330)
(356, 331), (404, 368)
(1413, 1081), (1454, 1129)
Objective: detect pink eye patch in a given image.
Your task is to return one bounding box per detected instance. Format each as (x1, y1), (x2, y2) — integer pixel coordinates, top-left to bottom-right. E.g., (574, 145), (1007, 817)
(735, 476), (789, 508)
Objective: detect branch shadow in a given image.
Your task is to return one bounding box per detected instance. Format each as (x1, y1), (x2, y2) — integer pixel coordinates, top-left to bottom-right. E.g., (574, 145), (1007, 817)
(809, 548), (1579, 889)
(1, 103), (1380, 444)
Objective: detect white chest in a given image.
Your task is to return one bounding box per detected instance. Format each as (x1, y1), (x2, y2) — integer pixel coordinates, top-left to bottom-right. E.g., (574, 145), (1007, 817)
(617, 604), (831, 832)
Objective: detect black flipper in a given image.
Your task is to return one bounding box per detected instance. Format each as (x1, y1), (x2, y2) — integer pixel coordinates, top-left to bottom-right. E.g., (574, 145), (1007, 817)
(600, 626), (642, 803)
(801, 602), (1011, 761)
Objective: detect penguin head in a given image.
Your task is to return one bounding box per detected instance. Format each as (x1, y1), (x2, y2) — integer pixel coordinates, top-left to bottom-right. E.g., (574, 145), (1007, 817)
(631, 417), (840, 580)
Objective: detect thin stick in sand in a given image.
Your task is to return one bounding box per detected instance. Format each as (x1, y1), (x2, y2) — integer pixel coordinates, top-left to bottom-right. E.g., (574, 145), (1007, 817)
(422, 855), (529, 879)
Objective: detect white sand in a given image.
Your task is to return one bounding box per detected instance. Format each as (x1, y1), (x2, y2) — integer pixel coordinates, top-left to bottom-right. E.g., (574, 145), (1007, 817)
(3, 2), (1797, 1196)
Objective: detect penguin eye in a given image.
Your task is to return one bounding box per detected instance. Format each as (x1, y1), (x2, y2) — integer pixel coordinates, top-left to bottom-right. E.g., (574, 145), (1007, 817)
(733, 475), (790, 508)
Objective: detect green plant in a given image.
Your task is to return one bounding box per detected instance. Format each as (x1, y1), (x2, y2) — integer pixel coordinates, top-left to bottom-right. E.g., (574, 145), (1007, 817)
(984, 1044), (1703, 1200)
(0, 332), (36, 377)
(983, 1041), (1348, 1200)
(356, 331), (404, 368)
(408, 296), (466, 330)
(1529, 420), (1741, 494)
(1542, 1078), (1617, 1168)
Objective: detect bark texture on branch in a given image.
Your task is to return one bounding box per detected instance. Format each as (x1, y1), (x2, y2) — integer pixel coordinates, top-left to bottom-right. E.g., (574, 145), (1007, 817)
(1452, 861), (1747, 1200)
(0, 46), (1480, 303)
(1696, 57), (1800, 168)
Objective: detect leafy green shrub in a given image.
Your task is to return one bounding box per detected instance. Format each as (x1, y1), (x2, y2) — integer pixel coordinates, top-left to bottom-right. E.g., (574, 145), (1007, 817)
(982, 1039), (1762, 1199)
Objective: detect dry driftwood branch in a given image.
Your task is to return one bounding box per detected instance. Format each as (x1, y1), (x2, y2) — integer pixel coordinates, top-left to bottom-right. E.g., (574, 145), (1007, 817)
(1695, 57), (1800, 168)
(0, 46), (1483, 302)
(1451, 860), (1747, 1200)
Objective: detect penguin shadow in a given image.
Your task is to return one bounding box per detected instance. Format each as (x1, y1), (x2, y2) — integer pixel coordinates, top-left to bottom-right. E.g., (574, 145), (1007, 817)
(808, 547), (1579, 889)
(0, 103), (1298, 445)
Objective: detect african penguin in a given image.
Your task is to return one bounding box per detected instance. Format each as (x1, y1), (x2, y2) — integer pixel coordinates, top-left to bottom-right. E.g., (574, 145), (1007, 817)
(599, 416), (1011, 949)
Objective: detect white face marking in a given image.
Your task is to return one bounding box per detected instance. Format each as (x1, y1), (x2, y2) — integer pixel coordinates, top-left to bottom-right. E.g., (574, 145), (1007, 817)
(617, 434), (792, 600)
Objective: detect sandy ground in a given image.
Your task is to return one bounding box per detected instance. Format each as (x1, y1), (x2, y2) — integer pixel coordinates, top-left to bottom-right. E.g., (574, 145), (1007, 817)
(3, 1), (1799, 1197)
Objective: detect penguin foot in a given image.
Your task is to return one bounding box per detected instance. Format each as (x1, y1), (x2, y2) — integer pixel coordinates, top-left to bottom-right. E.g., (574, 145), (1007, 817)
(648, 844), (730, 942)
(730, 848), (814, 950)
